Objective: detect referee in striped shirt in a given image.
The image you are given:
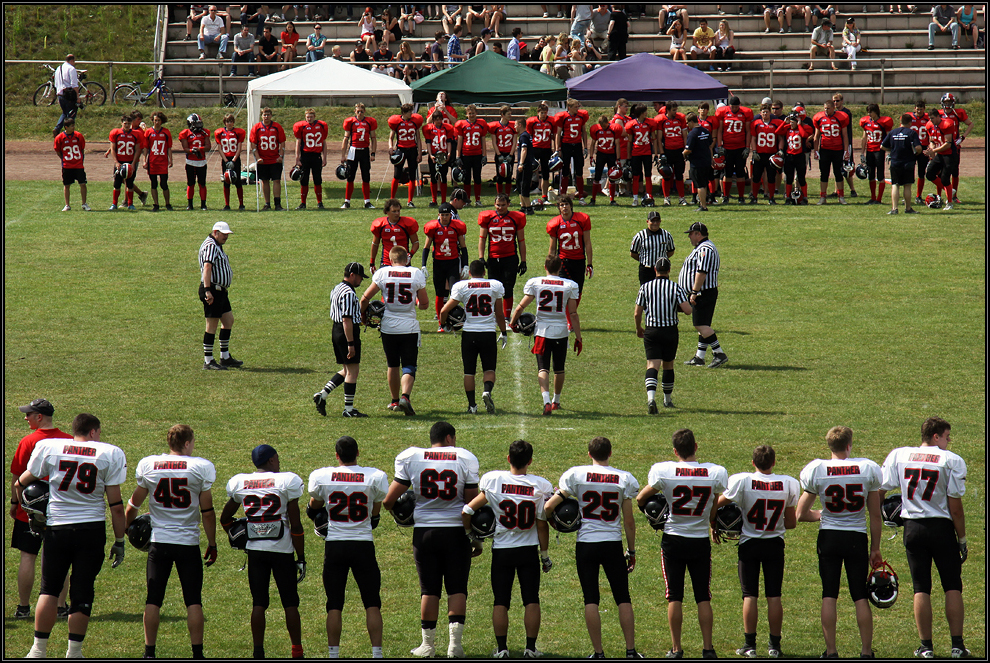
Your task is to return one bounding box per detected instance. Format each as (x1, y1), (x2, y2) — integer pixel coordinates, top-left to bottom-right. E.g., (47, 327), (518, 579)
(199, 221), (242, 370)
(635, 257), (693, 413)
(630, 211), (675, 285)
(677, 222), (728, 368)
(313, 262), (369, 418)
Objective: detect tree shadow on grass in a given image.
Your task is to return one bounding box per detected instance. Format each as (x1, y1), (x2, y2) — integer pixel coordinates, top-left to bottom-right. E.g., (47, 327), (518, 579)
(237, 367), (318, 374)
(90, 612), (188, 623)
(718, 364), (807, 371)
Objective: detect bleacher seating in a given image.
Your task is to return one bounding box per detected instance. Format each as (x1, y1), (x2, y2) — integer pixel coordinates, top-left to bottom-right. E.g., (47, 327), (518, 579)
(162, 4), (985, 107)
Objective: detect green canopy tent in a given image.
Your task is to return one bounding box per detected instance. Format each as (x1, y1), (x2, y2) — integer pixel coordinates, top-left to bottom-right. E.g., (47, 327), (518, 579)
(411, 51), (567, 104)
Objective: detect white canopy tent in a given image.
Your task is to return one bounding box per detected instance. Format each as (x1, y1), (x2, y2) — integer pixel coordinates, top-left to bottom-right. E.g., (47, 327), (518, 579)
(245, 58), (413, 129)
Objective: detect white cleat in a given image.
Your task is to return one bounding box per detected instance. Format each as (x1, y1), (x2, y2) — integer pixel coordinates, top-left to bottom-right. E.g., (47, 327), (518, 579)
(410, 643), (436, 658)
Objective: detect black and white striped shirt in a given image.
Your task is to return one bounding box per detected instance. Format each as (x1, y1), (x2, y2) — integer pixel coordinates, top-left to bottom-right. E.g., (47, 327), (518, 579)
(329, 281), (361, 324)
(636, 277), (689, 327)
(678, 238), (719, 292)
(198, 235), (232, 287)
(630, 227), (675, 267)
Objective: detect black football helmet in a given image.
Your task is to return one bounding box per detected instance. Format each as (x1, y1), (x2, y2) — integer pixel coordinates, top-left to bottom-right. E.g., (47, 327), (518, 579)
(227, 517), (249, 550)
(855, 164), (868, 179)
(513, 312), (537, 336)
(451, 166), (465, 185)
(223, 159), (238, 186)
(549, 495), (581, 533)
(395, 168), (410, 185)
(186, 113), (204, 130)
(392, 490), (416, 527)
(335, 163), (350, 180)
(127, 514), (153, 552)
(470, 505), (498, 539)
(444, 305), (466, 331)
(867, 560), (899, 609)
(622, 164), (633, 182)
(366, 300), (386, 328)
(313, 509), (329, 538)
(641, 494), (670, 531)
(389, 150), (405, 165)
(881, 495), (903, 528)
(926, 193), (942, 209)
(20, 480), (50, 523)
(714, 502), (743, 540)
(289, 165), (302, 181)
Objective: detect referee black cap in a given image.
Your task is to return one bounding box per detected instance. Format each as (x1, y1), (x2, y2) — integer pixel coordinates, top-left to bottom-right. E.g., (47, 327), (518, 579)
(647, 210), (662, 222)
(344, 261), (369, 278)
(685, 222), (708, 235)
(654, 257), (671, 273)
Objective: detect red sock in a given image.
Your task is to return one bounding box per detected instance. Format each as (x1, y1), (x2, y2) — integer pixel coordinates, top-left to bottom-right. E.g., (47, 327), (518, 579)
(198, 185), (207, 202)
(224, 185), (231, 205)
(933, 176), (943, 196)
(301, 184), (308, 204)
(916, 178), (924, 198)
(837, 187), (844, 197)
(435, 296), (444, 321)
(113, 189), (120, 205)
(291, 645), (303, 659)
(494, 182), (501, 195)
(751, 180), (760, 198)
(237, 187), (244, 204)
(645, 178), (653, 197)
(315, 185), (322, 203)
(559, 176), (569, 196)
(767, 183), (775, 198)
(440, 182), (447, 202)
(785, 184), (792, 199)
(408, 182), (414, 203)
(126, 191), (133, 205)
(951, 175), (959, 195)
(674, 180), (684, 198)
(877, 182), (885, 201)
(361, 182), (370, 199)
(591, 181), (600, 202)
(632, 176), (640, 196)
(736, 181), (745, 197)
(722, 178), (730, 196)
(345, 182), (354, 200)
(869, 181), (876, 200)
(575, 176), (584, 198)
(430, 182), (437, 203)
(186, 186), (193, 201)
(662, 179), (670, 198)
(944, 182), (953, 202)
(801, 184), (808, 199)
(503, 297), (513, 319)
(390, 179), (398, 198)
(474, 182), (481, 201)
(609, 181), (616, 200)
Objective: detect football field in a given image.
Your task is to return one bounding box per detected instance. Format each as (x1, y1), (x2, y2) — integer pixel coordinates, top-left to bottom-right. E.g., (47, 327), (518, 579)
(4, 179), (985, 659)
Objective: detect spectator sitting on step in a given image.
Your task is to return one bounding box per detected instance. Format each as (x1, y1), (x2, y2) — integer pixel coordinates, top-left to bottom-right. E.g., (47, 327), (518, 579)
(489, 5), (507, 39)
(358, 7), (377, 50)
(231, 23), (257, 75)
(955, 4), (981, 49)
(690, 18), (717, 63)
(491, 41), (505, 56)
(784, 5), (812, 32)
(763, 4), (785, 33)
(331, 44), (344, 61)
(239, 4), (267, 37)
(658, 4), (689, 35)
(305, 23), (327, 61)
(928, 3), (960, 49)
(570, 4), (594, 45)
(399, 5), (422, 35)
(808, 19), (837, 70)
(841, 17), (862, 69)
(350, 39), (372, 64)
(713, 19), (735, 70)
(279, 21), (300, 70)
(198, 5), (230, 60)
(442, 4), (463, 35)
(379, 8), (403, 50)
(465, 5), (491, 36)
(809, 4), (836, 29)
(257, 25), (280, 73)
(186, 4), (208, 40)
(588, 4), (612, 43)
(667, 19), (687, 60)
(397, 41), (419, 82)
(371, 42), (395, 76)
(582, 38), (601, 72)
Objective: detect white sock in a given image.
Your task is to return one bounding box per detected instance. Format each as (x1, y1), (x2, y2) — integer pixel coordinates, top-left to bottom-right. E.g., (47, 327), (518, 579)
(67, 640), (84, 657)
(664, 393), (673, 405)
(647, 389), (656, 402)
(343, 198), (350, 203)
(372, 646), (383, 658)
(696, 348), (707, 359)
(542, 391), (551, 405)
(448, 621), (464, 646)
(328, 645), (340, 658)
(364, 199), (371, 204)
(552, 393), (560, 404)
(421, 628), (436, 647)
(28, 636), (49, 657)
(221, 350), (230, 359)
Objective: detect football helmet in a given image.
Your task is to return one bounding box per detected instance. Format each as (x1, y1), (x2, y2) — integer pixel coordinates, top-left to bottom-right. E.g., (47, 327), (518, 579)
(622, 164), (633, 182)
(395, 168), (410, 185)
(389, 150), (405, 165)
(843, 158), (855, 175)
(460, 265), (471, 281)
(470, 505), (497, 539)
(392, 490), (416, 527)
(940, 92), (956, 109)
(117, 162), (130, 180)
(855, 164), (868, 180)
(366, 300), (386, 328)
(513, 311), (537, 336)
(658, 154), (674, 178)
(247, 161), (258, 173)
(926, 193), (942, 209)
(444, 304), (466, 331)
(289, 165), (302, 181)
(793, 105), (807, 119)
(335, 163), (350, 180)
(769, 153), (784, 169)
(495, 153), (513, 166)
(547, 151), (563, 172)
(451, 166), (465, 185)
(434, 150), (450, 166)
(548, 495), (581, 533)
(223, 160), (238, 186)
(226, 517), (249, 550)
(867, 560), (899, 609)
(313, 509), (329, 539)
(881, 495), (903, 528)
(607, 166), (622, 182)
(20, 480), (49, 523)
(790, 188), (802, 201)
(497, 161), (509, 179)
(712, 155), (726, 172)
(641, 494), (670, 531)
(186, 113), (204, 130)
(127, 513), (153, 552)
(714, 503), (743, 540)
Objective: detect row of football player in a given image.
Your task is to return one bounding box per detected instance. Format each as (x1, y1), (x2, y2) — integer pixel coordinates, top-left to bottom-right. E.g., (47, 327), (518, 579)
(16, 419), (968, 659)
(55, 94), (973, 212)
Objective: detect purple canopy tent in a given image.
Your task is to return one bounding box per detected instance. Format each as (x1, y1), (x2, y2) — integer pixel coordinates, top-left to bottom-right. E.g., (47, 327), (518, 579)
(566, 52), (729, 102)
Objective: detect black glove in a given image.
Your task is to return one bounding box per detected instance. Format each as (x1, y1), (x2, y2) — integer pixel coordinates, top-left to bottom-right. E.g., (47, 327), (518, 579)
(517, 260), (527, 276)
(959, 539), (968, 563)
(541, 553), (553, 573)
(306, 504), (322, 521)
(456, 157), (465, 169)
(109, 538), (126, 569)
(296, 560), (307, 584)
(371, 514), (381, 529)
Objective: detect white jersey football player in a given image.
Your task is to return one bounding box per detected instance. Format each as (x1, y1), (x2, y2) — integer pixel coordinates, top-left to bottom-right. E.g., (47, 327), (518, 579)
(509, 255), (582, 416)
(383, 421), (480, 659)
(125, 424), (218, 660)
(879, 417), (970, 659)
(18, 413), (127, 659)
(460, 440), (553, 658)
(440, 259), (508, 414)
(636, 429), (727, 659)
(718, 445), (800, 659)
(307, 435), (389, 659)
(361, 244), (429, 415)
(220, 444), (306, 660)
(544, 436), (644, 659)
(796, 426), (883, 659)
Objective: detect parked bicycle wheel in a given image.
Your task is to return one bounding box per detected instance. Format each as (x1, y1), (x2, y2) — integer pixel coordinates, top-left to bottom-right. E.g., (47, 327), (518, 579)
(33, 82), (57, 107)
(81, 81), (107, 106)
(112, 84), (139, 106)
(158, 85), (175, 108)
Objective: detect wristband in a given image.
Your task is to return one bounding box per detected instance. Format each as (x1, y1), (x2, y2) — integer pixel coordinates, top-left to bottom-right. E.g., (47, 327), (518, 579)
(116, 537), (126, 544)
(11, 501), (18, 505)
(461, 505), (475, 516)
(540, 551), (550, 560)
(200, 507), (214, 513)
(347, 341), (355, 345)
(626, 549), (635, 556)
(127, 499), (139, 509)
(958, 536), (967, 545)
(107, 501), (123, 508)
(291, 530), (305, 537)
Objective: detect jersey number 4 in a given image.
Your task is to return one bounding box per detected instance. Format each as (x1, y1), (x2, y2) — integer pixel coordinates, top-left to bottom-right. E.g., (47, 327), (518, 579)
(466, 293), (493, 316)
(153, 478), (192, 508)
(746, 499), (784, 531)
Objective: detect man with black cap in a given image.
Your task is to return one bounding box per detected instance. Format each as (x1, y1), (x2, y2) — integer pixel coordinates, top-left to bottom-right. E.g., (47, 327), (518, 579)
(10, 399), (71, 620)
(199, 221), (243, 371)
(678, 222), (728, 369)
(629, 211), (675, 286)
(314, 262), (370, 418)
(221, 444), (306, 660)
(635, 258), (694, 412)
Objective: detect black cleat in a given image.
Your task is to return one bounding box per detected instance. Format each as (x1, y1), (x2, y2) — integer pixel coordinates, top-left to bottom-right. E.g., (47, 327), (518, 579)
(222, 205), (231, 211)
(317, 202), (325, 209)
(340, 201), (351, 209)
(313, 392), (327, 416)
(648, 400), (659, 415)
(14, 605), (30, 619)
(274, 204), (284, 211)
(295, 203), (306, 210)
(342, 409), (369, 417)
(186, 203), (195, 211)
(684, 356), (706, 366)
(429, 201), (438, 208)
(708, 354), (729, 368)
(165, 204), (174, 211)
(203, 359), (227, 370)
(482, 392), (496, 414)
(239, 204), (246, 211)
(219, 355), (244, 368)
(262, 203), (272, 211)
(364, 201), (375, 209)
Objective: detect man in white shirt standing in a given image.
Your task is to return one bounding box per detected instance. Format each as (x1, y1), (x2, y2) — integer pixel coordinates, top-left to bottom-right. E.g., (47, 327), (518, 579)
(198, 5), (230, 60)
(53, 53), (79, 137)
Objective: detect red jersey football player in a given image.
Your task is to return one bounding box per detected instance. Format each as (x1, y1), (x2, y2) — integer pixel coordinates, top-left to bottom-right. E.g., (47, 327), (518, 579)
(109, 114), (145, 210)
(340, 103), (378, 209)
(292, 107), (329, 209)
(144, 111), (174, 211)
(478, 193), (528, 318)
(749, 104), (784, 204)
(612, 98), (632, 166)
(589, 113), (619, 205)
(250, 106), (287, 210)
(923, 113), (960, 209)
(455, 104), (489, 206)
(908, 101), (931, 202)
(422, 202), (469, 324)
(387, 104), (424, 207)
(526, 104), (556, 205)
(54, 118), (89, 212)
(812, 99), (850, 204)
(487, 105), (517, 196)
(933, 93), (972, 203)
(370, 198), (421, 270)
(777, 112), (813, 204)
(179, 113), (210, 210)
(859, 104), (894, 204)
(658, 101), (689, 204)
(554, 99), (590, 201)
(623, 103), (658, 206)
(215, 113), (246, 211)
(715, 96), (753, 203)
(423, 110), (457, 206)
(547, 194), (593, 328)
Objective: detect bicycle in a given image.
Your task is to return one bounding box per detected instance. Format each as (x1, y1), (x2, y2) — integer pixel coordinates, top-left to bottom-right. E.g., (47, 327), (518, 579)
(33, 63), (107, 107)
(111, 71), (176, 108)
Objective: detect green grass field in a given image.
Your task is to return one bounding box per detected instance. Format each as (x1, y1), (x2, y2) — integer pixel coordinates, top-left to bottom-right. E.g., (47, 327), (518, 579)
(4, 178), (985, 659)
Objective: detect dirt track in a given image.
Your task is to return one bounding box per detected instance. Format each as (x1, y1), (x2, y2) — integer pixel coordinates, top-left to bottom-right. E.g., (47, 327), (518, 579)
(6, 138), (986, 181)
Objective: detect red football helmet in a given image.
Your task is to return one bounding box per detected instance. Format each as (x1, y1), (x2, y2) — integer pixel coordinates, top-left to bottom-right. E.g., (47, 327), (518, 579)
(925, 193), (941, 208)
(607, 166), (622, 182)
(793, 105), (806, 119)
(769, 153), (784, 169)
(712, 155), (726, 171)
(940, 93), (956, 109)
(497, 161), (509, 179)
